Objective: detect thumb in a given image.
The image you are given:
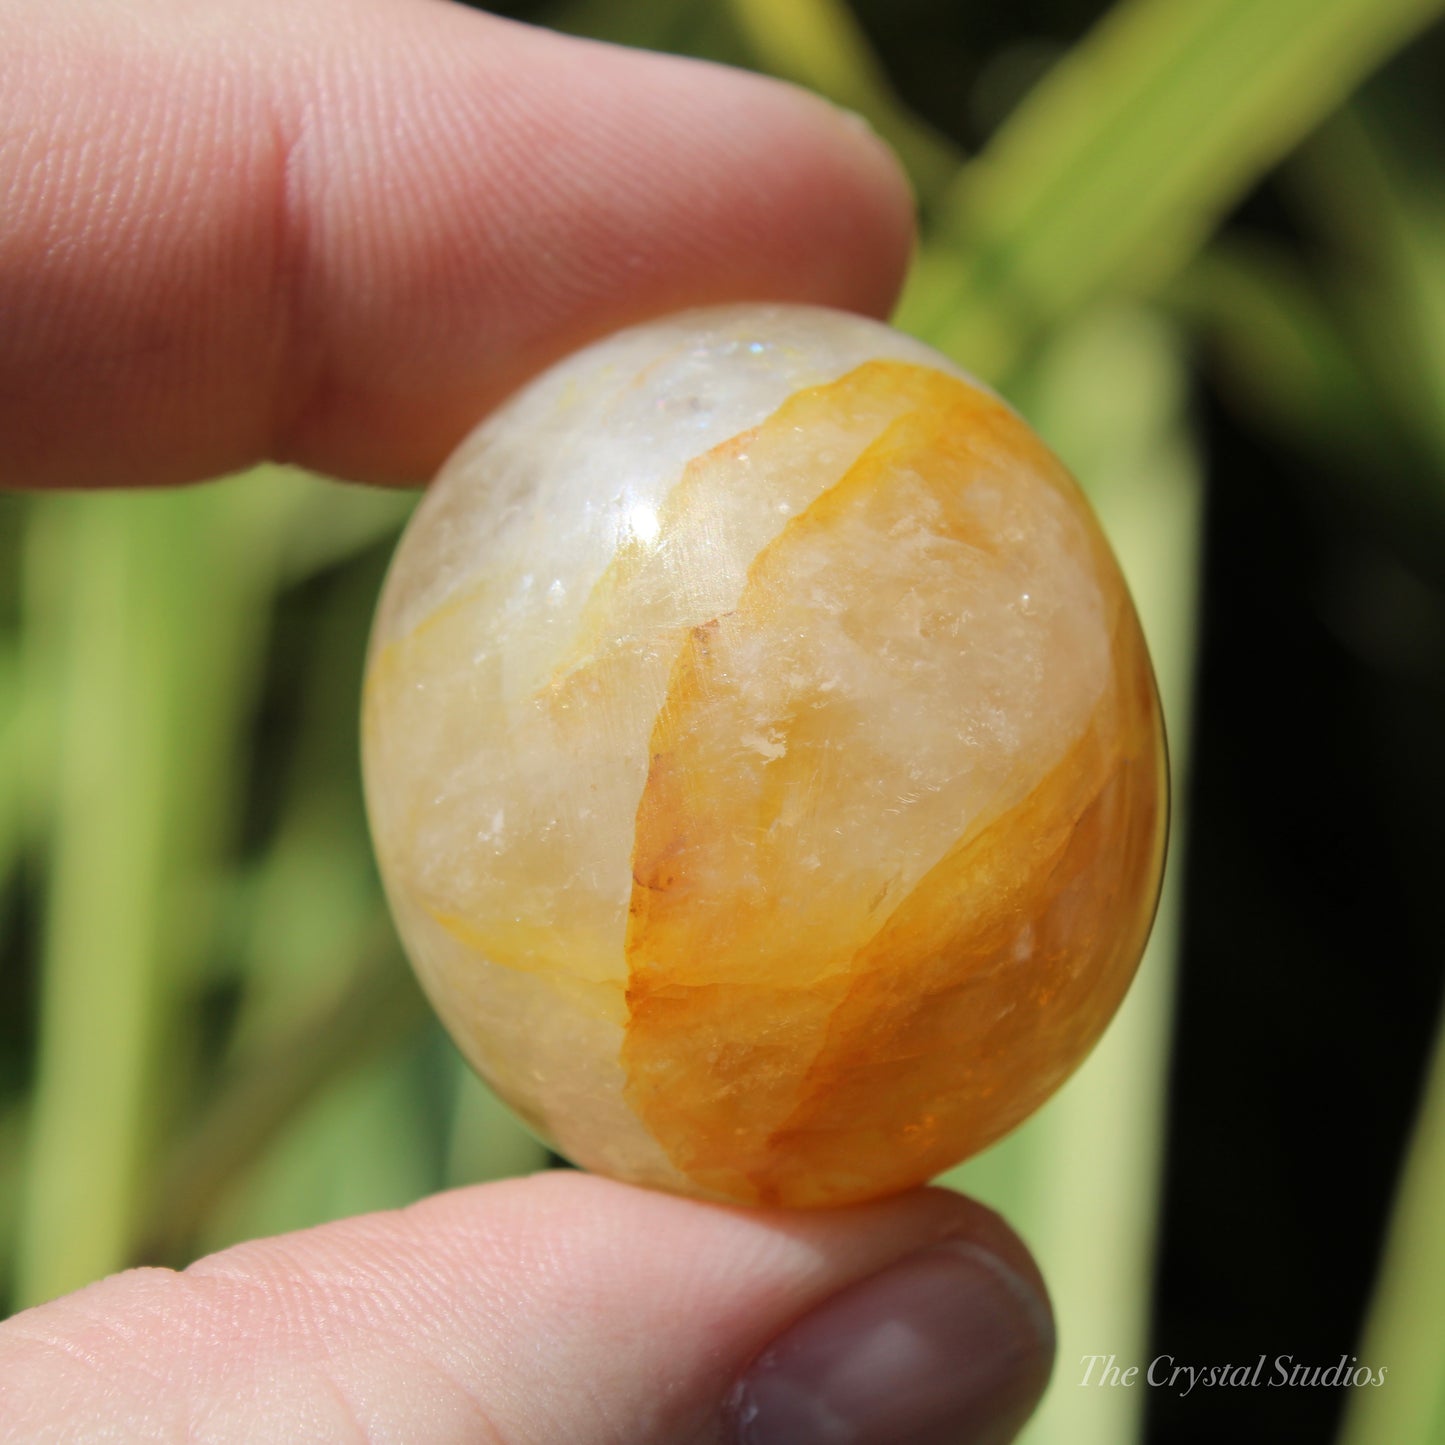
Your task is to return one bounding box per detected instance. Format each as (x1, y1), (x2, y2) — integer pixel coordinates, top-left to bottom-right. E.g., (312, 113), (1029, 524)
(0, 1172), (1053, 1444)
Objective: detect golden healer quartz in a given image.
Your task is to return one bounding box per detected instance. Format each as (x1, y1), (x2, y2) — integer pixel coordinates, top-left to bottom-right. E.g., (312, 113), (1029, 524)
(362, 305), (1168, 1208)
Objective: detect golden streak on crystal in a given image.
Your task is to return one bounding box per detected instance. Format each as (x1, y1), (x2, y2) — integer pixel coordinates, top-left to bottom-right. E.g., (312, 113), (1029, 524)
(734, 614), (1163, 1207)
(543, 359), (959, 714)
(621, 363), (1164, 1207)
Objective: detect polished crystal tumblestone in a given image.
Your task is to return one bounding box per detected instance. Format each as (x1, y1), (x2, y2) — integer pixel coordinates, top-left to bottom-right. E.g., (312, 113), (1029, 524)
(362, 304), (1167, 1208)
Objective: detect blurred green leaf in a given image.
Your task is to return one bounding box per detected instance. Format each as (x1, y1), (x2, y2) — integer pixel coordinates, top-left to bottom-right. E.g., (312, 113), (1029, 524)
(0, 1105), (22, 1305)
(1170, 104), (1445, 575)
(13, 478), (296, 1306)
(196, 1031), (441, 1256)
(1337, 994), (1445, 1445)
(554, 0), (750, 65)
(1293, 107), (1445, 496)
(222, 535), (391, 1050)
(727, 0), (961, 202)
(140, 485), (424, 1258)
(3, 505), (62, 892)
(904, 0), (1445, 379)
(0, 645), (21, 899)
(276, 472), (415, 588)
(1170, 240), (1391, 472)
(446, 1062), (551, 1188)
(137, 921), (428, 1266)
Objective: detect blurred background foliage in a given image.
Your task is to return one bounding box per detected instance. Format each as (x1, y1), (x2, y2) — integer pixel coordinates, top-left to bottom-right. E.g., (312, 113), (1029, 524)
(3, 1), (1445, 1441)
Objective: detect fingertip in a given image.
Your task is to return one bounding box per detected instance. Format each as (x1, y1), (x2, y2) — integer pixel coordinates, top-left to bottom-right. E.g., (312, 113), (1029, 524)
(771, 82), (919, 318)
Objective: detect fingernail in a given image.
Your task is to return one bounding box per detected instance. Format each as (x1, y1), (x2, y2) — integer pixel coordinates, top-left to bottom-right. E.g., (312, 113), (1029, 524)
(728, 1241), (1054, 1445)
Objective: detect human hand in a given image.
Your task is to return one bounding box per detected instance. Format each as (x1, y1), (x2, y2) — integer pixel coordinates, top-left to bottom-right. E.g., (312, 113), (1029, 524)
(0, 2), (1055, 1441)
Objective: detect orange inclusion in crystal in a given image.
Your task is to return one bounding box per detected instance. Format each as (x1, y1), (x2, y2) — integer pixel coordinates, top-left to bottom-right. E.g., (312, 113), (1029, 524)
(620, 362), (1166, 1208)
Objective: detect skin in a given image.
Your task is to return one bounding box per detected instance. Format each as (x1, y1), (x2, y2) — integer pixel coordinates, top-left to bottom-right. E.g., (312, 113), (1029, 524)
(0, 2), (1055, 1440)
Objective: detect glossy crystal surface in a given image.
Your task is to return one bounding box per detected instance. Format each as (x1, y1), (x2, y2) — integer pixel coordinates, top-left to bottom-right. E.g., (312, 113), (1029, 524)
(363, 305), (1167, 1207)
